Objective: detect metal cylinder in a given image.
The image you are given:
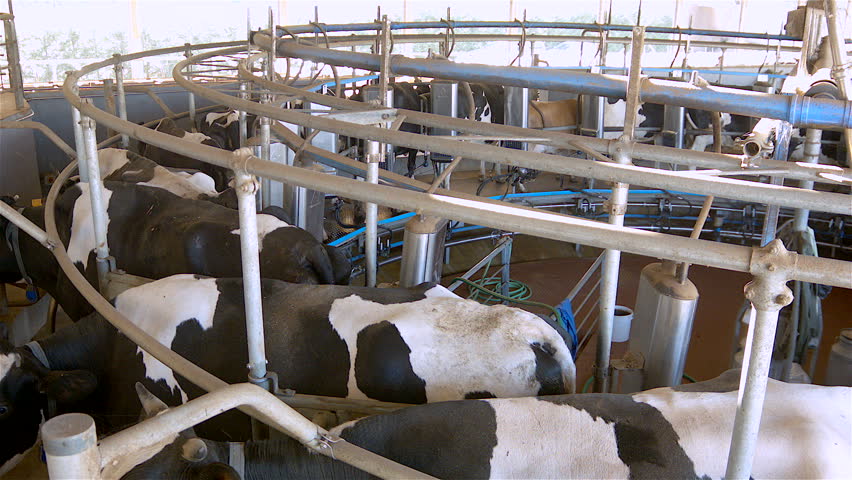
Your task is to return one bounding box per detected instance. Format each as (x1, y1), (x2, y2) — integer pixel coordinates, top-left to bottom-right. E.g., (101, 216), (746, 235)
(81, 112), (111, 292)
(42, 413), (100, 480)
(629, 261), (699, 389)
(364, 157), (379, 288)
(793, 128), (823, 232)
(112, 55), (129, 149)
(824, 328), (852, 386)
(399, 215), (449, 287)
(233, 169), (268, 383)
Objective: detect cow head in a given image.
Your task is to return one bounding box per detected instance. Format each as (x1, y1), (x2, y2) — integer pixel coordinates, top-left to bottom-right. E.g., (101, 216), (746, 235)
(0, 196), (24, 284)
(0, 339), (97, 475)
(119, 384), (236, 480)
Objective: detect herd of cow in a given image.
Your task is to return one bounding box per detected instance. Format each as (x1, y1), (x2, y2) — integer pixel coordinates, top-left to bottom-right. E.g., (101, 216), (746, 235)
(1, 92), (849, 479)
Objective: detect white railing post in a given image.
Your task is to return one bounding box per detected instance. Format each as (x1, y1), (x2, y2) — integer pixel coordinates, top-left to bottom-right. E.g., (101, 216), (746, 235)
(112, 54), (129, 149)
(80, 105), (112, 293)
(232, 152), (269, 392)
(42, 413), (101, 480)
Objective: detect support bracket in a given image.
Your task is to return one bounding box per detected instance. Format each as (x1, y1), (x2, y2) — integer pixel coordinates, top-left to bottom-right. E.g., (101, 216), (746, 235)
(745, 239), (797, 312)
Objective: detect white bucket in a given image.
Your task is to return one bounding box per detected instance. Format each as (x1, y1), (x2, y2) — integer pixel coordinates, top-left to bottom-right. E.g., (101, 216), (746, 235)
(612, 306), (634, 343)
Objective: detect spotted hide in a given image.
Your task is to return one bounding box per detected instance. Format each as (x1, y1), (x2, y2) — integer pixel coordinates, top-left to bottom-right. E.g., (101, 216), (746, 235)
(99, 148), (238, 208)
(0, 275), (574, 471)
(123, 371), (850, 480)
(0, 182), (350, 320)
(138, 118), (233, 191)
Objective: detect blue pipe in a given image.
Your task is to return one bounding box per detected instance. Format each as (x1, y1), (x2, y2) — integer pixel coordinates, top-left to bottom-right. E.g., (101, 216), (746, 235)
(541, 66), (788, 79)
(306, 74), (378, 92)
(271, 40), (852, 129)
(277, 21), (803, 42)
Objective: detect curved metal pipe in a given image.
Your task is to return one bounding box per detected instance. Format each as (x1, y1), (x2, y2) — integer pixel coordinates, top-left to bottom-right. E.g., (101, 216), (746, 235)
(262, 35), (852, 130)
(170, 48), (852, 215)
(241, 47), (851, 186)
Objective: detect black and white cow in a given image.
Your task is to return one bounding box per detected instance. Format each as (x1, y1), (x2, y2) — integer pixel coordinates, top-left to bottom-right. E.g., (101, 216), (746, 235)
(0, 274), (575, 472)
(139, 118), (233, 191)
(99, 148), (239, 209)
(121, 370), (851, 480)
(0, 182), (350, 320)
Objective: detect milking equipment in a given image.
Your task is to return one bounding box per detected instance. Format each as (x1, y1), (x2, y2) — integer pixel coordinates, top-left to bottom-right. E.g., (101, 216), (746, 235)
(398, 215), (449, 287)
(629, 261), (700, 389)
(429, 80), (458, 185)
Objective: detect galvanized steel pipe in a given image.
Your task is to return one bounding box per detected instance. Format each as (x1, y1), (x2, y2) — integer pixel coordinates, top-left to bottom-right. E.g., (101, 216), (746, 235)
(179, 51), (852, 215)
(596, 27), (644, 393)
(80, 112), (112, 292)
(233, 167), (269, 384)
(265, 37), (852, 130)
(241, 56), (852, 185)
(56, 90), (852, 289)
(824, 0), (852, 164)
(793, 128), (824, 231)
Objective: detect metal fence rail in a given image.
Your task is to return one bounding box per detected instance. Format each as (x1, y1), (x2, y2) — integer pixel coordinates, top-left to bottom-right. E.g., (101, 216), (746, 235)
(4, 20), (845, 480)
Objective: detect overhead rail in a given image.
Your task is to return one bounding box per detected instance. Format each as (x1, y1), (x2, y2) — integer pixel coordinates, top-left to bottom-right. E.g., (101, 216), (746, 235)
(180, 46), (852, 216)
(63, 57), (851, 288)
(273, 20), (805, 42)
(246, 61), (852, 186)
(44, 24), (852, 480)
(257, 34), (852, 130)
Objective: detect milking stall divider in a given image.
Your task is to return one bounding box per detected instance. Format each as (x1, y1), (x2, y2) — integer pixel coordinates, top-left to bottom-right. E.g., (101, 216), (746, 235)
(1, 3), (851, 478)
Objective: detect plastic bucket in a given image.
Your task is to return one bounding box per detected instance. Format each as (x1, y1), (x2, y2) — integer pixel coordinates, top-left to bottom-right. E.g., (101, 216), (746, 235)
(612, 306), (634, 343)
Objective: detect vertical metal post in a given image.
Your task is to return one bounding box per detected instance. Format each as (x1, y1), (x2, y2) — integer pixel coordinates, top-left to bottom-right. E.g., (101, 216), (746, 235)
(42, 413), (101, 480)
(184, 44), (196, 127)
(238, 82), (248, 148)
(824, 0), (852, 165)
(364, 15), (391, 288)
(595, 26), (644, 394)
(232, 162), (268, 387)
(364, 140), (380, 288)
(725, 240), (794, 479)
(112, 55), (129, 149)
(792, 128), (823, 232)
(2, 9), (25, 110)
(500, 238), (513, 302)
(760, 122), (791, 245)
(80, 107), (111, 293)
(67, 78), (89, 183)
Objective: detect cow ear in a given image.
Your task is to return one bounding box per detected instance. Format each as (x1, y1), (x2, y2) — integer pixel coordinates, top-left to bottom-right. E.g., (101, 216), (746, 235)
(38, 370), (98, 404)
(193, 462), (242, 480)
(135, 382), (170, 419)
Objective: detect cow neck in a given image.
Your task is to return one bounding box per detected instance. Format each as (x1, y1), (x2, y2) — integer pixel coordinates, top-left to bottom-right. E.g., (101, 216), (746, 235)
(4, 211), (36, 296)
(35, 314), (113, 375)
(22, 341), (56, 419)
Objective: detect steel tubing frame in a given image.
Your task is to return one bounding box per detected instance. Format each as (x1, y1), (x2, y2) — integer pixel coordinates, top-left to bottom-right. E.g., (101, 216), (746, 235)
(272, 20), (804, 41)
(59, 95), (852, 289)
(596, 26), (645, 393)
(241, 55), (851, 186)
(186, 49), (852, 216)
(41, 384), (435, 480)
(80, 110), (112, 292)
(233, 168), (269, 386)
(63, 54), (851, 287)
(57, 40), (852, 480)
(263, 36), (852, 130)
(824, 0), (852, 163)
(0, 158), (433, 480)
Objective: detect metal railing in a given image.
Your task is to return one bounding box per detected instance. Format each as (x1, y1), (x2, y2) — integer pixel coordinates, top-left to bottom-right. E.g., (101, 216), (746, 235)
(0, 18), (847, 480)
